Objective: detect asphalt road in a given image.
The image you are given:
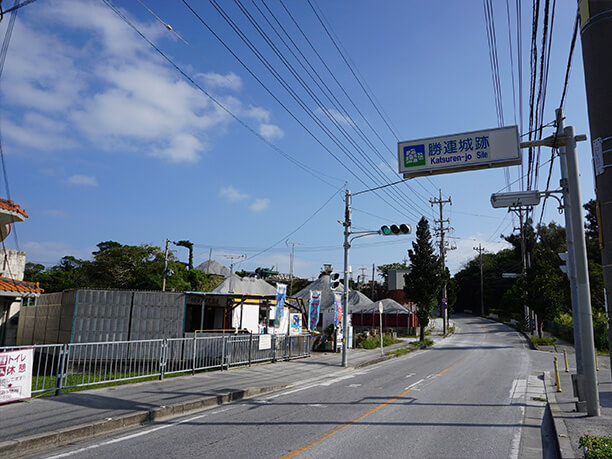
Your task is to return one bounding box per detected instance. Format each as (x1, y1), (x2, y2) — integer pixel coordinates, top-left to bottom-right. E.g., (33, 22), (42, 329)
(33, 316), (555, 459)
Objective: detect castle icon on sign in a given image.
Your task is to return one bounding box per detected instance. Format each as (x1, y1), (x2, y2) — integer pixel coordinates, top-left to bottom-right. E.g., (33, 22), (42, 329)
(403, 144), (426, 168)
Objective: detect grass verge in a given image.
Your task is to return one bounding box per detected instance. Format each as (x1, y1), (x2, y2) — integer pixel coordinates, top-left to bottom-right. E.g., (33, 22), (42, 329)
(530, 336), (557, 347)
(579, 434), (612, 458)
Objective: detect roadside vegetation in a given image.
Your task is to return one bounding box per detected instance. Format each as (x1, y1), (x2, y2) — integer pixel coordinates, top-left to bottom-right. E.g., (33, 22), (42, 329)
(579, 434), (612, 458)
(25, 241), (224, 292)
(530, 336), (557, 347)
(453, 200), (609, 352)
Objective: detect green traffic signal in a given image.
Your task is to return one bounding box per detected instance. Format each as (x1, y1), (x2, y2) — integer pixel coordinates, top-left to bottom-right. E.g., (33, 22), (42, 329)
(380, 224), (412, 236)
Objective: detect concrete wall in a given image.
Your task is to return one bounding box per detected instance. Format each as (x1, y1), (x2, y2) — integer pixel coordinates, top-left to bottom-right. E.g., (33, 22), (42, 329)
(388, 269), (409, 291)
(16, 289), (186, 345)
(0, 249), (26, 281)
(130, 292), (184, 340)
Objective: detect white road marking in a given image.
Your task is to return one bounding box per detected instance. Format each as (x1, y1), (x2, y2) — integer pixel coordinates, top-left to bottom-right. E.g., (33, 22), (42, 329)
(319, 375), (355, 386)
(509, 404), (525, 458)
(266, 383), (319, 399)
(405, 378), (425, 390)
(509, 378), (527, 399)
(211, 407), (232, 413)
(307, 404), (326, 407)
(347, 383), (361, 388)
(47, 411), (212, 458)
(405, 373), (416, 378)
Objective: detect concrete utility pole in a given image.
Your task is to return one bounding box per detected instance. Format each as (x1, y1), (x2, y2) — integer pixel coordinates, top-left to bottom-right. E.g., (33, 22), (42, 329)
(162, 238), (170, 292)
(285, 240), (303, 295)
(473, 244), (487, 316)
(342, 189), (351, 368)
(371, 263), (375, 300)
(430, 189), (452, 334)
(579, 0), (612, 376)
(224, 254), (246, 293)
(520, 123), (600, 416)
(556, 107), (584, 377)
(508, 207), (531, 332)
(359, 266), (368, 288)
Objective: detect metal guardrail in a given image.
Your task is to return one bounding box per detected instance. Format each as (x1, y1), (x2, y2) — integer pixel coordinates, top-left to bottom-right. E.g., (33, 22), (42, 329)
(0, 333), (311, 395)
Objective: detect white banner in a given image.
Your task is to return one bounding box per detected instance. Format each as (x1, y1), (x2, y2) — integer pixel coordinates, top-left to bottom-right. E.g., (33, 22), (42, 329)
(0, 348), (33, 404)
(259, 334), (272, 350)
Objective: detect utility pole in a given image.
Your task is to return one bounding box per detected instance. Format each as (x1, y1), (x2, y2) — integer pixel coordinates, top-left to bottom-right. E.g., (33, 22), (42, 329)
(371, 263), (375, 300)
(207, 248), (212, 275)
(520, 123), (600, 416)
(342, 189), (351, 368)
(579, 0), (612, 377)
(224, 254), (246, 293)
(556, 107), (584, 377)
(473, 244), (487, 316)
(359, 266), (368, 288)
(162, 238), (170, 292)
(430, 189), (452, 334)
(285, 240), (303, 295)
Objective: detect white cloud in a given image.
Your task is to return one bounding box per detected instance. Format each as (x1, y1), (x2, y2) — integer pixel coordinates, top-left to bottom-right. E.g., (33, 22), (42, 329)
(1, 0), (281, 166)
(315, 107), (355, 127)
(66, 175), (98, 186)
(219, 186), (249, 202)
(250, 198), (270, 212)
(197, 72), (242, 91)
(151, 133), (205, 163)
(259, 124), (284, 141)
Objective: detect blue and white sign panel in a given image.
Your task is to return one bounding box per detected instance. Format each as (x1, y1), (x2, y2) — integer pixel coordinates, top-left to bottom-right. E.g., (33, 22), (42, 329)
(398, 125), (520, 178)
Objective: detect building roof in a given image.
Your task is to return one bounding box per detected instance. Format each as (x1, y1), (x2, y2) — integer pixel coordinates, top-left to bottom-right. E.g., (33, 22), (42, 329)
(195, 259), (231, 277)
(212, 275), (277, 295)
(0, 276), (42, 297)
(0, 199), (28, 219)
(294, 275), (372, 313)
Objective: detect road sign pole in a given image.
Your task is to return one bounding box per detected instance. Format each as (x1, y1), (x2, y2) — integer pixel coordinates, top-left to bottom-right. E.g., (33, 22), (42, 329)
(562, 124), (600, 416)
(556, 108), (584, 377)
(342, 189), (351, 368)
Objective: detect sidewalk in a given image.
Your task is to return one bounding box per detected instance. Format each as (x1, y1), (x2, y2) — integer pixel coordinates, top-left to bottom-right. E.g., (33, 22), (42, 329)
(0, 320), (450, 457)
(538, 337), (612, 458)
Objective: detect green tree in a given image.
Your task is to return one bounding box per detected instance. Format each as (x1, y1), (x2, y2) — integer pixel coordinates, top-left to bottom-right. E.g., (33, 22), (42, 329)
(404, 217), (441, 341)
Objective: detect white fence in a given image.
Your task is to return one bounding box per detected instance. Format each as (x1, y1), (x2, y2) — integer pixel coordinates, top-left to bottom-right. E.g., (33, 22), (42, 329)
(0, 333), (312, 395)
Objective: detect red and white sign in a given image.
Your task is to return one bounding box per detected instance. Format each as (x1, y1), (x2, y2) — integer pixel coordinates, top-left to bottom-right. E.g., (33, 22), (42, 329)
(0, 348), (33, 404)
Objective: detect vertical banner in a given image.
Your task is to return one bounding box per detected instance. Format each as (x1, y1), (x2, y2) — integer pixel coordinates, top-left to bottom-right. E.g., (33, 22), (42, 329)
(274, 283), (287, 328)
(290, 313), (302, 335)
(333, 292), (343, 328)
(0, 348), (33, 404)
(308, 290), (321, 330)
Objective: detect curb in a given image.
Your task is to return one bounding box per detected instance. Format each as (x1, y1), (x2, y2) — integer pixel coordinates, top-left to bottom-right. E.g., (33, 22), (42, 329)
(543, 371), (577, 459)
(0, 385), (287, 458)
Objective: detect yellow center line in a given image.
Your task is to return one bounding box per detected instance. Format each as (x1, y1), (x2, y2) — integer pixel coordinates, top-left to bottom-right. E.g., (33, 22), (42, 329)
(280, 345), (476, 458)
(279, 388), (413, 459)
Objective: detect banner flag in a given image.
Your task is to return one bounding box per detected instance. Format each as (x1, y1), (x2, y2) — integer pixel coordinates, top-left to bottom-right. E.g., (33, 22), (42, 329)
(333, 292), (343, 328)
(274, 283), (287, 327)
(308, 290), (321, 330)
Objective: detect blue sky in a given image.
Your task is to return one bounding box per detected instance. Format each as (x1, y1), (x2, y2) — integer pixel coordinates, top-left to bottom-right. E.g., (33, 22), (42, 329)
(1, 0), (593, 281)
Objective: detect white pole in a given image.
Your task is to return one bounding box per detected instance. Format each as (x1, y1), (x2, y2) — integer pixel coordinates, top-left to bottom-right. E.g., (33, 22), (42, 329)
(563, 124), (600, 416)
(379, 301), (384, 356)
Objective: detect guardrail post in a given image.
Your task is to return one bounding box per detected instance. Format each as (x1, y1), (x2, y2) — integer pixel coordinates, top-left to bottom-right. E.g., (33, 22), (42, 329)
(159, 339), (167, 381)
(55, 344), (68, 396)
(221, 335), (226, 370)
(192, 334), (197, 375)
(248, 333), (253, 367)
(272, 334), (277, 362)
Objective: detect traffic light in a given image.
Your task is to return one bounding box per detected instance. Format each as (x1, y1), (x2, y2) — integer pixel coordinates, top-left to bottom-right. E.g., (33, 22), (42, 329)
(380, 224), (412, 236)
(330, 272), (341, 290)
